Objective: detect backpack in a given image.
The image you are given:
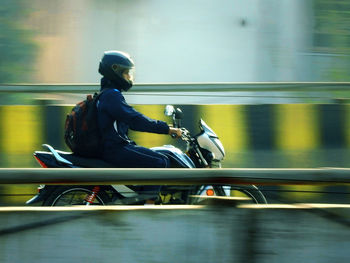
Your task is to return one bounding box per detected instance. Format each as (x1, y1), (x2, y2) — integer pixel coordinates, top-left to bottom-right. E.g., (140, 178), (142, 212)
(64, 92), (103, 157)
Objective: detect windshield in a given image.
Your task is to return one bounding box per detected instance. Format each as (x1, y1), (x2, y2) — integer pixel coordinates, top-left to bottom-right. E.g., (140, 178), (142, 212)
(197, 119), (225, 160)
(200, 119), (218, 138)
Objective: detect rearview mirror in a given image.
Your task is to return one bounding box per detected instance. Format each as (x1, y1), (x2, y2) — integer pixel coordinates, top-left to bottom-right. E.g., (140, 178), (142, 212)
(175, 108), (183, 119)
(164, 105), (175, 116)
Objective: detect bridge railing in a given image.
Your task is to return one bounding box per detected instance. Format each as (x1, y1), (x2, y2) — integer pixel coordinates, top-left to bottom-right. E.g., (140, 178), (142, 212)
(1, 82), (350, 93)
(0, 167), (350, 185)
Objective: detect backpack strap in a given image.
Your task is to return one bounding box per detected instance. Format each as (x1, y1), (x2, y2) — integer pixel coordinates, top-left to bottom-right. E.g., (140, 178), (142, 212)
(95, 88), (107, 108)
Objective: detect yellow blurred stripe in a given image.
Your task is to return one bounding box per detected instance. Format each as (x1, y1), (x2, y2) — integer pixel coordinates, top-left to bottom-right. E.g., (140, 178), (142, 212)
(198, 105), (248, 151)
(1, 106), (43, 154)
(344, 104), (350, 147)
(275, 104), (319, 150)
(275, 104), (322, 200)
(130, 105), (169, 147)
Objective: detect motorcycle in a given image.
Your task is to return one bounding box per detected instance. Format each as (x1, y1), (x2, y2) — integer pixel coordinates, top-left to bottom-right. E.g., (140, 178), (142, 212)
(26, 105), (267, 206)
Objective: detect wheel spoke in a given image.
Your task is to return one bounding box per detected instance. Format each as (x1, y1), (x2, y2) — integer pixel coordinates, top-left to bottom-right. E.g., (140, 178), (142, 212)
(49, 187), (106, 206)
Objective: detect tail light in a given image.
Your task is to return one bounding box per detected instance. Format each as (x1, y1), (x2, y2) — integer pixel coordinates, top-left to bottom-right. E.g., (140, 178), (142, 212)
(34, 155), (48, 168)
(206, 189), (215, 196)
(37, 185), (45, 193)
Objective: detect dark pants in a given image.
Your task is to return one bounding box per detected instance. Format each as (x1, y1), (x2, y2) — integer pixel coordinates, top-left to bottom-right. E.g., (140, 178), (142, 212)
(102, 144), (170, 168)
(102, 143), (170, 200)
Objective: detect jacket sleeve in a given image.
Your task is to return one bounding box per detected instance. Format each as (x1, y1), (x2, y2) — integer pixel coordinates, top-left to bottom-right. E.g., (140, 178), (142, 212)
(103, 90), (169, 134)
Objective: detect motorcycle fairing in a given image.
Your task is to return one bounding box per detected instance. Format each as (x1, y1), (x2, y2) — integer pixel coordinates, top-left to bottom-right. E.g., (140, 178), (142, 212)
(196, 119), (225, 161)
(42, 144), (73, 165)
(152, 145), (195, 168)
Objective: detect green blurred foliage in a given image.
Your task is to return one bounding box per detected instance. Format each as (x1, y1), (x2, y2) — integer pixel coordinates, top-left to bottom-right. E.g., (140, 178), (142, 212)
(313, 0), (350, 51)
(313, 0), (350, 80)
(0, 0), (37, 83)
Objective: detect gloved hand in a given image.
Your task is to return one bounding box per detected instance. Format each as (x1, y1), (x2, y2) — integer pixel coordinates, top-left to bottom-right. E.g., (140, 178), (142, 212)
(168, 127), (182, 138)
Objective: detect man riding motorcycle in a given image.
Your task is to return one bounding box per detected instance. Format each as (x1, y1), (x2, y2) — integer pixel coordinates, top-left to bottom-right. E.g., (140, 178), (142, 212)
(26, 50), (268, 206)
(98, 50), (182, 168)
(97, 50), (182, 201)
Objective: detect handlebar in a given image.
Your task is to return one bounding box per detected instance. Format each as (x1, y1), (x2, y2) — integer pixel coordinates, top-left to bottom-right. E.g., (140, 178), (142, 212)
(169, 127), (190, 140)
(180, 128), (190, 140)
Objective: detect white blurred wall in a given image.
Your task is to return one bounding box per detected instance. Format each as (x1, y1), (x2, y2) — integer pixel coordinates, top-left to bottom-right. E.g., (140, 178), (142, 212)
(29, 0), (313, 83)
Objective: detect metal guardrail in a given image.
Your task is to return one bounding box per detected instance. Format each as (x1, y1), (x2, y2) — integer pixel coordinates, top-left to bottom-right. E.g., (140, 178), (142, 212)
(0, 168), (350, 185)
(2, 82), (350, 93)
(2, 82), (350, 105)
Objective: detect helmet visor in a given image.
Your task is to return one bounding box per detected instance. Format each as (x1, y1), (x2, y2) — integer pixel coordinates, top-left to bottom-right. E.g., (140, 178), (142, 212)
(122, 68), (135, 82)
(112, 65), (134, 82)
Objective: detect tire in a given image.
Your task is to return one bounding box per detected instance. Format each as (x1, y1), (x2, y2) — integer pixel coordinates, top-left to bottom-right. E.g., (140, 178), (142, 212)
(227, 185), (267, 204)
(42, 186), (110, 206)
(190, 184), (267, 204)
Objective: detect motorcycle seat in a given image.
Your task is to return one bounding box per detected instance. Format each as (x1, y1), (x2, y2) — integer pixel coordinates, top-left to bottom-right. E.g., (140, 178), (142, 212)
(59, 152), (116, 168)
(34, 151), (115, 168)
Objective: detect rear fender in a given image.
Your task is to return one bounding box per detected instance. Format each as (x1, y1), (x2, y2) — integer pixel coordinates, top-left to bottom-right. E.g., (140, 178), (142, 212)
(42, 144), (73, 165)
(34, 152), (70, 168)
(26, 185), (58, 205)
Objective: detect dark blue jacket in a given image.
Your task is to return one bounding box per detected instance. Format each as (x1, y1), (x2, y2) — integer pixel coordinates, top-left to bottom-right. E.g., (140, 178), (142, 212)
(97, 78), (169, 148)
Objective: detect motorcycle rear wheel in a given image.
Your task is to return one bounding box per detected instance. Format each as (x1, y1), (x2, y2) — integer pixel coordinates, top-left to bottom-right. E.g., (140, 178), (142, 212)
(42, 186), (110, 206)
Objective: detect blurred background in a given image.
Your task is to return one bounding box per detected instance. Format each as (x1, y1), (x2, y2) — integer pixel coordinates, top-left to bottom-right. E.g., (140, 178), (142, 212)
(1, 0), (350, 204)
(1, 0), (350, 84)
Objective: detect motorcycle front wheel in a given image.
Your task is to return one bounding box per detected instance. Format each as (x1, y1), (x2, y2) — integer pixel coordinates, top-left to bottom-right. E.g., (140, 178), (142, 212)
(190, 184), (267, 204)
(42, 186), (110, 206)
